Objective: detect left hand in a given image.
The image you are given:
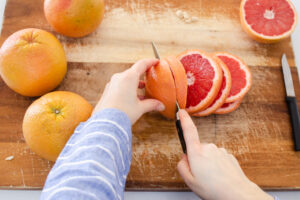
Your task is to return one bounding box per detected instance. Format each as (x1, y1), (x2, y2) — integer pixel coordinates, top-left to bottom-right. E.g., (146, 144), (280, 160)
(93, 59), (165, 124)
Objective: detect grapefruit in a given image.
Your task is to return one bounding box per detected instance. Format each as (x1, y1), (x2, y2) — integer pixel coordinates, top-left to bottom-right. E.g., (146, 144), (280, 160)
(193, 55), (231, 117)
(178, 50), (223, 113)
(214, 99), (243, 114)
(23, 91), (93, 161)
(215, 52), (252, 103)
(44, 0), (105, 37)
(145, 57), (187, 119)
(165, 56), (188, 109)
(0, 28), (67, 97)
(240, 0), (298, 43)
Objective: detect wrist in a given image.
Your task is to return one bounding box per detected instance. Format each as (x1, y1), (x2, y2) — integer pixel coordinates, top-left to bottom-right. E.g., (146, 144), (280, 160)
(241, 181), (274, 200)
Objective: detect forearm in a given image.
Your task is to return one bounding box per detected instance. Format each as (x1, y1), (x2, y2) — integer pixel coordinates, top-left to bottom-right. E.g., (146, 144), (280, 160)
(40, 108), (132, 200)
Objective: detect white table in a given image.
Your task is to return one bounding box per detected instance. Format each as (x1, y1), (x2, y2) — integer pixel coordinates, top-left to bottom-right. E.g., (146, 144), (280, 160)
(0, 0), (300, 199)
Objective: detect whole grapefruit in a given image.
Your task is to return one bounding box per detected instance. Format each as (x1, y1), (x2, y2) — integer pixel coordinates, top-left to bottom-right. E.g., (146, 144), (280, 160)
(44, 0), (105, 37)
(23, 91), (93, 161)
(0, 28), (67, 97)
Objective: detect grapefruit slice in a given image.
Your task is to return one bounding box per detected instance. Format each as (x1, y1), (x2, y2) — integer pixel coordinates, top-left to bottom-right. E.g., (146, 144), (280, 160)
(145, 57), (187, 119)
(215, 52), (252, 103)
(165, 56), (188, 109)
(193, 55), (232, 117)
(214, 99), (243, 114)
(240, 0), (298, 43)
(178, 50), (223, 113)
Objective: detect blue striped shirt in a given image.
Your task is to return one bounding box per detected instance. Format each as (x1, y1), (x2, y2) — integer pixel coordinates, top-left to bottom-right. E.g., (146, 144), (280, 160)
(40, 109), (131, 200)
(40, 108), (278, 200)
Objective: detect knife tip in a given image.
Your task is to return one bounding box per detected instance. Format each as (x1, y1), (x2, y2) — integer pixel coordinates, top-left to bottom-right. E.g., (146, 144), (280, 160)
(282, 53), (287, 61)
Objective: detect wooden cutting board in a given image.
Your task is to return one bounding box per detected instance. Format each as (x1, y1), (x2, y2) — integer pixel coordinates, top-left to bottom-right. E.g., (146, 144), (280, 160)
(1, 0), (300, 190)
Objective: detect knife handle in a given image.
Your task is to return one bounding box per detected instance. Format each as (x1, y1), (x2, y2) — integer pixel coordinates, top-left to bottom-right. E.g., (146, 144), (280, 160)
(176, 119), (187, 154)
(286, 96), (300, 151)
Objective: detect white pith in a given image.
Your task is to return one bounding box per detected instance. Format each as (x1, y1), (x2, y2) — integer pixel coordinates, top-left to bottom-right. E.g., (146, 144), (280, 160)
(264, 9), (275, 20)
(186, 71), (195, 86)
(241, 0), (297, 39)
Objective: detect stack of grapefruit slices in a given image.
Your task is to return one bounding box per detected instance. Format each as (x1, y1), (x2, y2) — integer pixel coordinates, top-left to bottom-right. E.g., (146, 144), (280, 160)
(145, 50), (252, 119)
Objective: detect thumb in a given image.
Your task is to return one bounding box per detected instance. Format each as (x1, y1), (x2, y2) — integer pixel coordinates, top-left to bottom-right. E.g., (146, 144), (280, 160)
(177, 154), (195, 186)
(139, 99), (165, 114)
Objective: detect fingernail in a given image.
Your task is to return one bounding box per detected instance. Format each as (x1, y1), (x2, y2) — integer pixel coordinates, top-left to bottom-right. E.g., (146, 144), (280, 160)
(157, 103), (165, 111)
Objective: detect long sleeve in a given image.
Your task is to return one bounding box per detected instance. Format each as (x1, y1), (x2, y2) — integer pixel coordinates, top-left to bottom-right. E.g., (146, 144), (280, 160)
(40, 108), (132, 200)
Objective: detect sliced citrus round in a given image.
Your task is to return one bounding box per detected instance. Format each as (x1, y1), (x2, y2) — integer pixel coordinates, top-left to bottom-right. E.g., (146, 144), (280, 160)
(240, 0), (298, 43)
(215, 52), (252, 103)
(178, 50), (223, 113)
(193, 55), (231, 117)
(145, 57), (187, 119)
(214, 99), (243, 114)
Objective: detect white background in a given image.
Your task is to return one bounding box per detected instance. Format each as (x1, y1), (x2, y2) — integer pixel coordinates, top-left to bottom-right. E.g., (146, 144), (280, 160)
(0, 0), (300, 199)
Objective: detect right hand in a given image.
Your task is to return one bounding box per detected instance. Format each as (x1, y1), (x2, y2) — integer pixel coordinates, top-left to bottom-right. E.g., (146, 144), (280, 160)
(177, 110), (274, 200)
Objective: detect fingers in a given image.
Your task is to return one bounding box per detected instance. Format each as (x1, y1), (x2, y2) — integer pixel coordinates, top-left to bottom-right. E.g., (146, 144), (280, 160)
(139, 99), (165, 114)
(131, 58), (159, 77)
(177, 154), (195, 186)
(138, 95), (145, 100)
(178, 110), (201, 153)
(219, 148), (227, 154)
(138, 80), (145, 89)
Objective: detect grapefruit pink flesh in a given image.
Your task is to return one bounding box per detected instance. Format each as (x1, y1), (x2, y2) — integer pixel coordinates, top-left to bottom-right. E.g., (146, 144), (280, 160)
(216, 53), (252, 103)
(178, 50), (222, 113)
(240, 0), (297, 43)
(193, 56), (231, 117)
(244, 0), (295, 36)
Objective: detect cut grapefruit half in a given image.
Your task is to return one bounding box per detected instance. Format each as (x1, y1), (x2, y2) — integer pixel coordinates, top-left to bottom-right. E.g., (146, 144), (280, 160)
(240, 0), (298, 43)
(214, 99), (243, 114)
(145, 57), (187, 119)
(178, 50), (223, 113)
(193, 55), (232, 117)
(215, 52), (252, 103)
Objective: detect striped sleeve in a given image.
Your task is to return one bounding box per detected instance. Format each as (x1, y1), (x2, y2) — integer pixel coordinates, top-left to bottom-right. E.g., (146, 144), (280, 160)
(40, 108), (132, 200)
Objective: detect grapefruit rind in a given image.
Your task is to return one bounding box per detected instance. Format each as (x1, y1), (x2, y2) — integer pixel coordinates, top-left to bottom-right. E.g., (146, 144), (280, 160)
(165, 56), (188, 110)
(145, 58), (187, 119)
(214, 98), (243, 114)
(193, 55), (232, 117)
(215, 52), (252, 103)
(240, 0), (298, 43)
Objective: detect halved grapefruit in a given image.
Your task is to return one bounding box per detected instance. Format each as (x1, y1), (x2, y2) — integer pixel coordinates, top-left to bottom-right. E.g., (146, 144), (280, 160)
(215, 52), (252, 103)
(214, 99), (243, 114)
(193, 55), (232, 117)
(178, 50), (223, 113)
(240, 0), (298, 43)
(145, 57), (187, 119)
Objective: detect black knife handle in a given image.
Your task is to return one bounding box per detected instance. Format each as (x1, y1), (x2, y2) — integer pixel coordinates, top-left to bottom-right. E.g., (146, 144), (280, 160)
(176, 119), (187, 154)
(286, 96), (300, 151)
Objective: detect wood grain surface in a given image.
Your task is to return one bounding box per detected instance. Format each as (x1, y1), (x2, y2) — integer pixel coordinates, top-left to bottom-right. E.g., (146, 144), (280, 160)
(0, 0), (300, 190)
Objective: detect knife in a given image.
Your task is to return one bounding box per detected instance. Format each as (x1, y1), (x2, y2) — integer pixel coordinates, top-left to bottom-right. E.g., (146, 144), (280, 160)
(151, 42), (187, 154)
(282, 54), (300, 151)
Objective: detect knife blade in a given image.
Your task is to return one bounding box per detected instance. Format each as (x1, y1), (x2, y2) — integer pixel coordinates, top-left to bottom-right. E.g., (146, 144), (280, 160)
(281, 54), (300, 151)
(151, 42), (187, 153)
(151, 42), (160, 60)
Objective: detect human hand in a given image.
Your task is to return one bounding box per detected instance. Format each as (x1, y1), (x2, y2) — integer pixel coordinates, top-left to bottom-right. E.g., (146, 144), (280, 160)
(177, 110), (274, 200)
(93, 59), (165, 124)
